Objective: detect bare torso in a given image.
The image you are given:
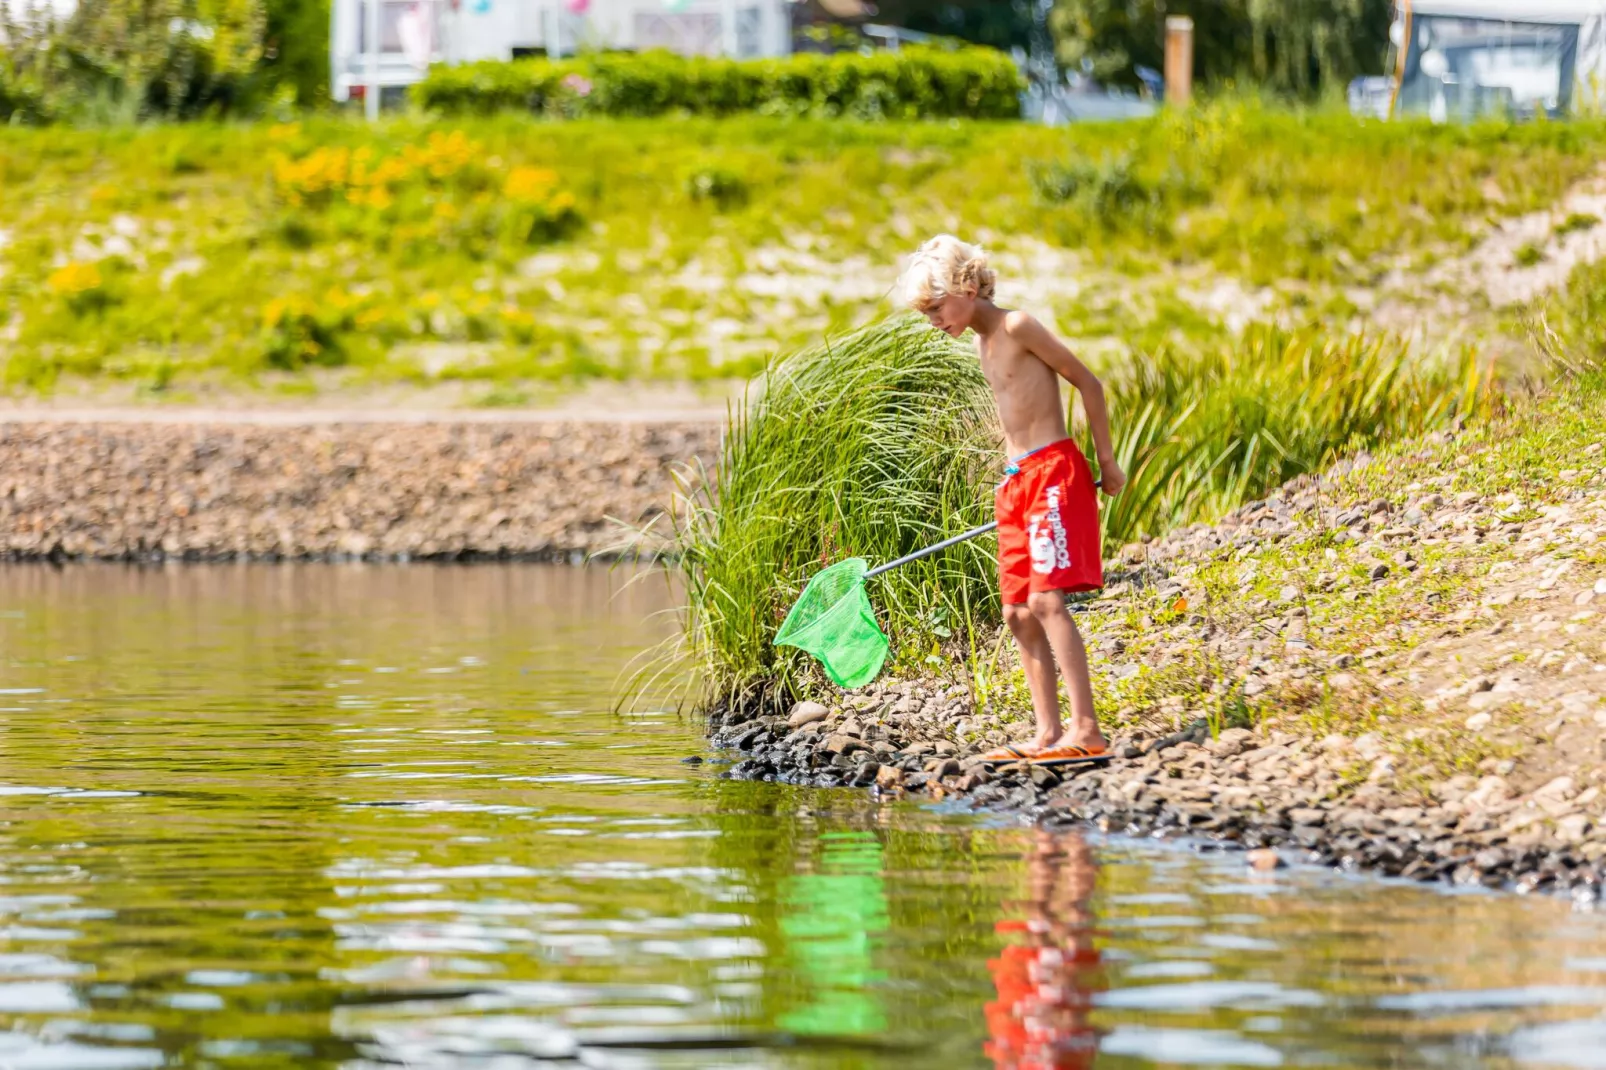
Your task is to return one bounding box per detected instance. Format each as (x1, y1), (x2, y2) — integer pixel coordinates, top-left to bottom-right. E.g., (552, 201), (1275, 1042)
(976, 317), (1070, 456)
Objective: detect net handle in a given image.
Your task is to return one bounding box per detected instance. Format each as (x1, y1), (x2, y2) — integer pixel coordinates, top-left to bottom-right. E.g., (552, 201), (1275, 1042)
(861, 479), (1102, 580)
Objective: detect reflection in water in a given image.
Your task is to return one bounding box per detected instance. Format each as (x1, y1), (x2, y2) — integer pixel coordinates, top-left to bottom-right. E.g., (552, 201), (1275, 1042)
(987, 831), (1102, 1070)
(6, 564), (1606, 1068)
(778, 831), (890, 1039)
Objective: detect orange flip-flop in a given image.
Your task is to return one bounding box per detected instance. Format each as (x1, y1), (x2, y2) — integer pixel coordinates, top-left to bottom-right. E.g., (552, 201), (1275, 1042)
(979, 744), (1036, 765)
(1031, 744), (1110, 768)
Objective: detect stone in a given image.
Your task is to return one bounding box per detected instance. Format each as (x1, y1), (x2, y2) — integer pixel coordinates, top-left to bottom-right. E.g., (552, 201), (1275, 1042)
(786, 702), (829, 729)
(1352, 733), (1385, 760)
(1465, 712), (1493, 731)
(849, 762), (881, 788)
(1207, 728), (1256, 758)
(874, 765), (905, 790)
(839, 717), (865, 738)
(1370, 563), (1390, 582)
(925, 757), (961, 778)
(1288, 808), (1327, 826)
(1535, 775), (1576, 800)
(1557, 814), (1593, 844)
(825, 734), (866, 757)
(1246, 849), (1285, 871)
(1028, 764), (1062, 789)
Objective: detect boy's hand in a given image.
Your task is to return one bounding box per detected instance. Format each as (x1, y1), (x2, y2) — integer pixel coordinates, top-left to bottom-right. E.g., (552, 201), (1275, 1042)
(1097, 457), (1126, 497)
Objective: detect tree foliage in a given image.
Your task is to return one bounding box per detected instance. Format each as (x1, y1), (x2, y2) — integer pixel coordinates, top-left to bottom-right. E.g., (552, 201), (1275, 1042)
(261, 0), (329, 107)
(1048, 0), (1392, 97)
(0, 0), (268, 120)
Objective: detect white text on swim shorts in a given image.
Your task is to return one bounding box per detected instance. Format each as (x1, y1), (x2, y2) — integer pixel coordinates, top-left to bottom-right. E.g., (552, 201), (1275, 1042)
(1027, 486), (1073, 574)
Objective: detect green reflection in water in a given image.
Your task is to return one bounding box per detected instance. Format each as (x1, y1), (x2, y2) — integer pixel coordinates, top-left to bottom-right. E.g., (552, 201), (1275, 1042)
(778, 830), (890, 1039)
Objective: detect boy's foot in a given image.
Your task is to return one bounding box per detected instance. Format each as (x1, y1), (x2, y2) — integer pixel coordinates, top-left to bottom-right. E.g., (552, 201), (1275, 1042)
(978, 743), (1037, 765)
(1030, 743), (1111, 768)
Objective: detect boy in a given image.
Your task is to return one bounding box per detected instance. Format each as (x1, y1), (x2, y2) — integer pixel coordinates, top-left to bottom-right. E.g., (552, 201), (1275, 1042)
(898, 235), (1125, 766)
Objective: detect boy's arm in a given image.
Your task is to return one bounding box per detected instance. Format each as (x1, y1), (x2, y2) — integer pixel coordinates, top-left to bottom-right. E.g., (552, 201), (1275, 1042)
(1005, 312), (1126, 496)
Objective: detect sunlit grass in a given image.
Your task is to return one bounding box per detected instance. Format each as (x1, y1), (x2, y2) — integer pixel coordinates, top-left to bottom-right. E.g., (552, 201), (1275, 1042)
(2, 103), (1604, 395)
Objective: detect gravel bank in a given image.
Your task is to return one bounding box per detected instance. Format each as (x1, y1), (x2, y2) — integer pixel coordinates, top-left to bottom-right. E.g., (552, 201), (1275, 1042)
(0, 419), (717, 561)
(708, 682), (1606, 902)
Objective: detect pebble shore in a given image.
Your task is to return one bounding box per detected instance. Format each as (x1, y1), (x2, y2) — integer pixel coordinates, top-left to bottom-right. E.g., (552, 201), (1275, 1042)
(709, 685), (1606, 902)
(0, 419), (717, 561)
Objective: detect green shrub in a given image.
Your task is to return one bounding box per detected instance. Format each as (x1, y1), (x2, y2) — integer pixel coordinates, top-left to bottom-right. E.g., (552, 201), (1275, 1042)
(1515, 242), (1545, 267)
(685, 166), (748, 210)
(1031, 153), (1151, 220)
(0, 69), (50, 124)
(413, 47), (1025, 121)
(1556, 212), (1600, 237)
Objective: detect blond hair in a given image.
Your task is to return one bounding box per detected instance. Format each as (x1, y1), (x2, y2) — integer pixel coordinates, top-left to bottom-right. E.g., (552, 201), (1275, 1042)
(896, 234), (997, 310)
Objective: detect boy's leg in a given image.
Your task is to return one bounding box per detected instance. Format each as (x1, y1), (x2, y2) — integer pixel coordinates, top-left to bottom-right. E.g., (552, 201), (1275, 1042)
(1027, 591), (1107, 751)
(1004, 602), (1064, 752)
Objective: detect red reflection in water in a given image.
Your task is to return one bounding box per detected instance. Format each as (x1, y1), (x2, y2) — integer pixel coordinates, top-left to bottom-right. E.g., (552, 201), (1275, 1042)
(985, 830), (1105, 1069)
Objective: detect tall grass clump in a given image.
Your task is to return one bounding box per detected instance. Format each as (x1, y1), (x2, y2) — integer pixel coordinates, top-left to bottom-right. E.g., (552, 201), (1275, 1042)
(1094, 326), (1497, 544)
(1526, 257), (1606, 384)
(669, 317), (1003, 706)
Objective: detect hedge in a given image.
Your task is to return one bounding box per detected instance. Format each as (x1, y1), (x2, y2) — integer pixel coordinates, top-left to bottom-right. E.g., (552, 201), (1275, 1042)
(0, 71), (50, 125)
(412, 47), (1025, 121)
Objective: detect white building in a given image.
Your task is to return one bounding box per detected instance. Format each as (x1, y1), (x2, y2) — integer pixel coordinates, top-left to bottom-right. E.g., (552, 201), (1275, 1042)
(330, 0), (795, 107)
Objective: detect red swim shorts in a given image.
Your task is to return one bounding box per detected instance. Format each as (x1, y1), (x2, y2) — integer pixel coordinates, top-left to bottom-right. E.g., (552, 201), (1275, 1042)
(995, 439), (1103, 605)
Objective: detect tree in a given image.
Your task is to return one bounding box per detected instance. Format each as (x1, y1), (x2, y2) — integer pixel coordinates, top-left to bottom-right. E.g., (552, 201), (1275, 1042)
(1048, 0), (1390, 97)
(2, 0), (267, 119)
(868, 0), (1034, 52)
(261, 0), (329, 107)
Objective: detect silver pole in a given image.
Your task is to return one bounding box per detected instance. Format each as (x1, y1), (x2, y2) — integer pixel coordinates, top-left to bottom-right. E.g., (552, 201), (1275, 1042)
(720, 0), (738, 56)
(546, 2), (562, 59)
(365, 0), (381, 119)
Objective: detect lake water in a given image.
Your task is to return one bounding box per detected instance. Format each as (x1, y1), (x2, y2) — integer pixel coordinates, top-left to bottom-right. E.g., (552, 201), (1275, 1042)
(4, 563), (1606, 1069)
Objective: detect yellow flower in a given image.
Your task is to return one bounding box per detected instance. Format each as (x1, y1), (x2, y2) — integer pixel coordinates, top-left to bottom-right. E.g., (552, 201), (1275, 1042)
(47, 261), (103, 296)
(504, 166), (559, 204)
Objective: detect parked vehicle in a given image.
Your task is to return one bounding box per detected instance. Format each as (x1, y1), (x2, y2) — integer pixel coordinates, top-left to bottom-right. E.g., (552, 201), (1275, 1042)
(1368, 0), (1606, 120)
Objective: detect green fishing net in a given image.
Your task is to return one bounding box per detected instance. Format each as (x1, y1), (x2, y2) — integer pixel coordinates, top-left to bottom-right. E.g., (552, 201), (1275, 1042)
(773, 558), (889, 689)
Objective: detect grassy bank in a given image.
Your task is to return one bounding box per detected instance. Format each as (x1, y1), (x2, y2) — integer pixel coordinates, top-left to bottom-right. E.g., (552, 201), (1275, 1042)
(2, 104), (1604, 396)
(668, 313), (1499, 704)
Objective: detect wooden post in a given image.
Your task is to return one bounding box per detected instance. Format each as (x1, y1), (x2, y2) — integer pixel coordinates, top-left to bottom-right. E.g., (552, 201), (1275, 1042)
(1164, 15), (1193, 107)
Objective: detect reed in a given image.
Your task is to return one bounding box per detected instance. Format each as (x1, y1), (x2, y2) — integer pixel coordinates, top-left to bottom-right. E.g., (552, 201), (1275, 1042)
(1093, 326), (1496, 543)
